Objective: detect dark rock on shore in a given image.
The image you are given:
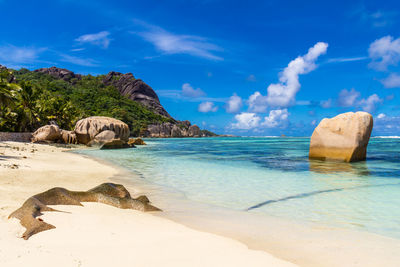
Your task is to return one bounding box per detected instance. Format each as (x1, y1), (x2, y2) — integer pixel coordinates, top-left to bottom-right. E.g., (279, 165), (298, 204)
(144, 121), (213, 138)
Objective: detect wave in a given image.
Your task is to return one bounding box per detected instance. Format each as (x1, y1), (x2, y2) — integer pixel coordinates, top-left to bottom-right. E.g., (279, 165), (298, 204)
(373, 136), (400, 139)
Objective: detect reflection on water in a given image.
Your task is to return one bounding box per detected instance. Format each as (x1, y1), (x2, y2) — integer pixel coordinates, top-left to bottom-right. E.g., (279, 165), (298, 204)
(77, 137), (400, 239)
(309, 159), (370, 175)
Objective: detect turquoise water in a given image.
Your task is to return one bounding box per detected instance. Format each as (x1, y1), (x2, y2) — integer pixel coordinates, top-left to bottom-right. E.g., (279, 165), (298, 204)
(78, 137), (400, 239)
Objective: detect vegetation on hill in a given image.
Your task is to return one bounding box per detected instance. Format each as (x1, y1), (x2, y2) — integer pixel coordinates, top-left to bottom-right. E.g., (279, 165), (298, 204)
(0, 68), (172, 136)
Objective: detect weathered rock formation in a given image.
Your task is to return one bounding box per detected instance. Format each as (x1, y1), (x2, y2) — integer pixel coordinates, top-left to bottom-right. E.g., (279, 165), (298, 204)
(103, 71), (172, 118)
(34, 66), (82, 82)
(74, 116), (130, 145)
(31, 125), (62, 143)
(128, 138), (146, 146)
(309, 112), (373, 162)
(31, 116), (132, 148)
(9, 183), (161, 240)
(144, 121), (206, 138)
(60, 130), (77, 144)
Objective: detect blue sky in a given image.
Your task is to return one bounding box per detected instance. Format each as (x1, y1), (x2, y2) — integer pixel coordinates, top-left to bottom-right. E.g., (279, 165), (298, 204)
(1, 0), (400, 136)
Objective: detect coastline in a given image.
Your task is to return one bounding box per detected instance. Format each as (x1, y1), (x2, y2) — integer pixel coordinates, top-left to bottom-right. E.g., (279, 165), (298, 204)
(0, 141), (296, 267)
(76, 141), (400, 267)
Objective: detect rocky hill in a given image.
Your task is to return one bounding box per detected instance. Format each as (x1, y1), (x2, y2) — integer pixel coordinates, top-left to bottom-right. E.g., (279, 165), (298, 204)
(0, 65), (216, 137)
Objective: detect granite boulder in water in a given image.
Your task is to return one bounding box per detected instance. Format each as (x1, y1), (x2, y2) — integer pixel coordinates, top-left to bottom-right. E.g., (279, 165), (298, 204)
(309, 112), (373, 162)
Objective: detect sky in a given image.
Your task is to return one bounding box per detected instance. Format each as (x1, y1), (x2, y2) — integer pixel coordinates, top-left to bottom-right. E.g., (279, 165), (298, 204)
(1, 0), (400, 136)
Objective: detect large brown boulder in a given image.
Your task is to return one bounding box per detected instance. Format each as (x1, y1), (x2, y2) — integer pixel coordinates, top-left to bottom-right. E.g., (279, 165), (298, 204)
(188, 125), (201, 137)
(74, 116), (130, 145)
(309, 112), (373, 162)
(31, 125), (61, 143)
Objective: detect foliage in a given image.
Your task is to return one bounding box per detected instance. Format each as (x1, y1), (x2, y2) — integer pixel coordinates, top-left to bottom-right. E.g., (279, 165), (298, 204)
(0, 68), (172, 136)
(200, 129), (218, 137)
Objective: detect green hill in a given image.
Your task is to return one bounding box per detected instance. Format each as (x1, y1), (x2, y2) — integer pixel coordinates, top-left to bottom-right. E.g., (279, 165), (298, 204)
(0, 66), (173, 136)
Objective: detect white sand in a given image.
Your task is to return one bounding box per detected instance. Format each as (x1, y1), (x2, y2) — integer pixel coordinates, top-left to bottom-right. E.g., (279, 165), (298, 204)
(0, 142), (296, 267)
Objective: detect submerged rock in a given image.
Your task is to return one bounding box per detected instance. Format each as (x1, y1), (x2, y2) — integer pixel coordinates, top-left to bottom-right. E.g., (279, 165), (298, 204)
(8, 183), (161, 240)
(100, 139), (133, 149)
(309, 112), (373, 162)
(128, 138), (146, 145)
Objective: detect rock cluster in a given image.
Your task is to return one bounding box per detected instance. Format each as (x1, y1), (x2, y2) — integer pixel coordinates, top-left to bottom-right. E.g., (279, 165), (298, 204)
(32, 116), (131, 148)
(74, 116), (130, 145)
(309, 112), (373, 162)
(144, 121), (202, 137)
(9, 183), (161, 240)
(34, 67), (82, 82)
(103, 71), (172, 118)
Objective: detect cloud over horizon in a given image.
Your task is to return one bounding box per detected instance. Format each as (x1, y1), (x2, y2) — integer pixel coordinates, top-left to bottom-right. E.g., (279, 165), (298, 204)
(75, 31), (111, 49)
(368, 35), (400, 71)
(0, 45), (46, 66)
(246, 42), (328, 114)
(198, 101), (218, 113)
(134, 21), (223, 61)
(225, 93), (243, 113)
(182, 83), (206, 98)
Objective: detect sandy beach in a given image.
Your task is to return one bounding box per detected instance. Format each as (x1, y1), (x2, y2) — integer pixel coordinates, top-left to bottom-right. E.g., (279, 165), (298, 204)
(0, 141), (296, 267)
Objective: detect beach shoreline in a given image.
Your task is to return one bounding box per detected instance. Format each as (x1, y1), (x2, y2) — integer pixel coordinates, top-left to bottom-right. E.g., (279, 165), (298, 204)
(0, 141), (296, 267)
(75, 140), (400, 267)
(2, 141), (400, 267)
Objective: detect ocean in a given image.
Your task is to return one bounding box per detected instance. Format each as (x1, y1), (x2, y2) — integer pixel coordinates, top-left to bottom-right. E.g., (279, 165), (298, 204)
(77, 137), (400, 239)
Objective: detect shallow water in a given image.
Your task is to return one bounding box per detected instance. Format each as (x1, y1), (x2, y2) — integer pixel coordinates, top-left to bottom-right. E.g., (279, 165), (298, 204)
(78, 137), (400, 239)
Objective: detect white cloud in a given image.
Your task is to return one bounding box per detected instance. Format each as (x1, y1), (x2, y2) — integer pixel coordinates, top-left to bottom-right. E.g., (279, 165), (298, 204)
(60, 54), (98, 67)
(182, 83), (206, 98)
(0, 45), (46, 65)
(226, 93), (242, 113)
(248, 91), (268, 113)
(327, 56), (368, 63)
(198, 101), (218, 113)
(337, 88), (382, 113)
(337, 88), (360, 107)
(266, 42), (328, 107)
(377, 113), (386, 119)
(261, 109), (289, 128)
(71, 48), (85, 52)
(368, 35), (400, 71)
(231, 112), (260, 129)
(135, 22), (222, 61)
(246, 74), (256, 82)
(320, 98), (332, 108)
(381, 73), (400, 88)
(75, 31), (111, 49)
(359, 94), (383, 113)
